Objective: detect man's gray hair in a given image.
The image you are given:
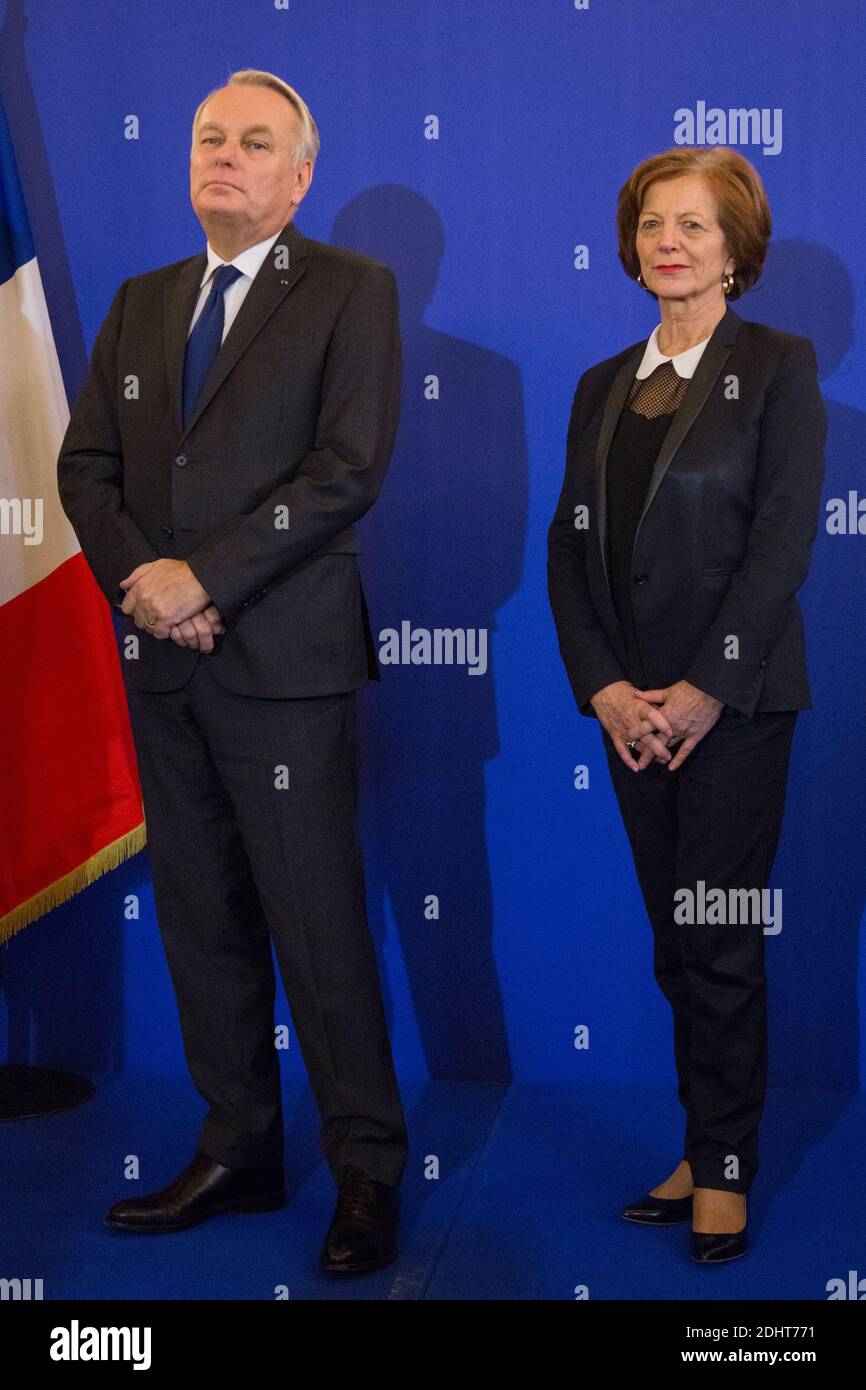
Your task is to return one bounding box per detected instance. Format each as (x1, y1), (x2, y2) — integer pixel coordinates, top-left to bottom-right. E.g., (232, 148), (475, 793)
(191, 69), (320, 165)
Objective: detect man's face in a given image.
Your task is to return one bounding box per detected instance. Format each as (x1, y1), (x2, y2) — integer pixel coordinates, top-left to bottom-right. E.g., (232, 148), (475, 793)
(190, 84), (312, 243)
(635, 173), (735, 306)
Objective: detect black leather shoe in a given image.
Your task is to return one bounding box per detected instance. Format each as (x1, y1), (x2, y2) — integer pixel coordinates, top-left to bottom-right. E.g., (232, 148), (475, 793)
(621, 1192), (693, 1225)
(690, 1199), (749, 1263)
(105, 1151), (285, 1233)
(320, 1166), (400, 1275)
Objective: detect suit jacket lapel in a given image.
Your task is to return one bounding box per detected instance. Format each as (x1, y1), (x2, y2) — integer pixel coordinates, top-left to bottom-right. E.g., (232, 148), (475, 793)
(594, 305), (742, 593)
(163, 219), (309, 439)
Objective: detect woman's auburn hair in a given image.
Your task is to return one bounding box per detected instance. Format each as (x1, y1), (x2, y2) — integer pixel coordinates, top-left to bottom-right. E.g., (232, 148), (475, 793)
(617, 146), (772, 301)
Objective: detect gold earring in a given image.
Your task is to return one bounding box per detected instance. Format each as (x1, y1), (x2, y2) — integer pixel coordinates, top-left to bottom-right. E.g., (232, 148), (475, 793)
(722, 271), (735, 295)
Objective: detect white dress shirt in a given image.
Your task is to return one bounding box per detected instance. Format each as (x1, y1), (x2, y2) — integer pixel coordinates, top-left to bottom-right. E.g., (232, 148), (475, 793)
(635, 322), (712, 380)
(187, 228), (285, 344)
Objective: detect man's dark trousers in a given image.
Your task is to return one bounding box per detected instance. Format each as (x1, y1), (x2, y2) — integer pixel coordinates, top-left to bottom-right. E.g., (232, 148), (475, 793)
(125, 652), (408, 1187)
(602, 707), (797, 1193)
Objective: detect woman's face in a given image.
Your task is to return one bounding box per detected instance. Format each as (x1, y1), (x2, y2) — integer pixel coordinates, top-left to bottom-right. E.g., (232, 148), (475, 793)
(635, 173), (735, 307)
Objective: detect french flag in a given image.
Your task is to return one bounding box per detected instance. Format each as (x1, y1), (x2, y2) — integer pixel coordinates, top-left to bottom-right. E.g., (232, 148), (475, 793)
(0, 93), (144, 941)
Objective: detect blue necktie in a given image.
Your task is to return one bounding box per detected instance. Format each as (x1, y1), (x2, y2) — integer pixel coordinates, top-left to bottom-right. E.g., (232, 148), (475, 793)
(182, 263), (243, 426)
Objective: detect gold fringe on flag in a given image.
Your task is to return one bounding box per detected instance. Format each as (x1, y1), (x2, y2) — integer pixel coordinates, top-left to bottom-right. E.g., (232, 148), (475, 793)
(0, 820), (147, 944)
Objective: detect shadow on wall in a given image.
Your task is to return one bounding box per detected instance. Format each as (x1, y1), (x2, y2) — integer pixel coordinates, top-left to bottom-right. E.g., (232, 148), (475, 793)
(332, 186), (528, 1082)
(750, 240), (863, 1098)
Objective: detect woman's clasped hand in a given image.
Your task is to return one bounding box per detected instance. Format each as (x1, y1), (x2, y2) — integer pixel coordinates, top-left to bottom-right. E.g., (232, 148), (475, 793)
(590, 678), (724, 771)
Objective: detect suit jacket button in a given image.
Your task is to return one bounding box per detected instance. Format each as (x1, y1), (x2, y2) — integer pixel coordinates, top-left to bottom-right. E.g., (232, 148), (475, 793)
(633, 573), (649, 585)
(760, 658), (767, 668)
(174, 454), (188, 467)
(161, 526), (174, 538)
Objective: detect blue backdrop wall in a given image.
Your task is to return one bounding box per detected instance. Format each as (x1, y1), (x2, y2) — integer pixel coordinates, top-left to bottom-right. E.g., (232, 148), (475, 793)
(2, 0), (864, 1094)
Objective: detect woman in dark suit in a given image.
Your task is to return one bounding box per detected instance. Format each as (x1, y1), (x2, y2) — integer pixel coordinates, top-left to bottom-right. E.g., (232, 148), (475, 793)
(547, 147), (826, 1263)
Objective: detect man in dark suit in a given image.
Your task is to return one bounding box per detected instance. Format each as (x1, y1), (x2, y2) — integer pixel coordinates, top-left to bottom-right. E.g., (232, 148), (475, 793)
(57, 69), (407, 1276)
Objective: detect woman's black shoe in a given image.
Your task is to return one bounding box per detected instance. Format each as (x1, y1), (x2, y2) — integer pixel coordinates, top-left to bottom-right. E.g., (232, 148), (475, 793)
(621, 1192), (693, 1225)
(691, 1198), (749, 1263)
(690, 1228), (748, 1262)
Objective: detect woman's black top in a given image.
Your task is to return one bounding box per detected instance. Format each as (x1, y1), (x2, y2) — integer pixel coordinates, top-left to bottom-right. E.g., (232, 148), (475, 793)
(604, 360), (689, 688)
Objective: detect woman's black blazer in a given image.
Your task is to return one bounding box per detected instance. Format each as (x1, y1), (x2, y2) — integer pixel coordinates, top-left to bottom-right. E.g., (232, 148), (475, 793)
(547, 305), (826, 719)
